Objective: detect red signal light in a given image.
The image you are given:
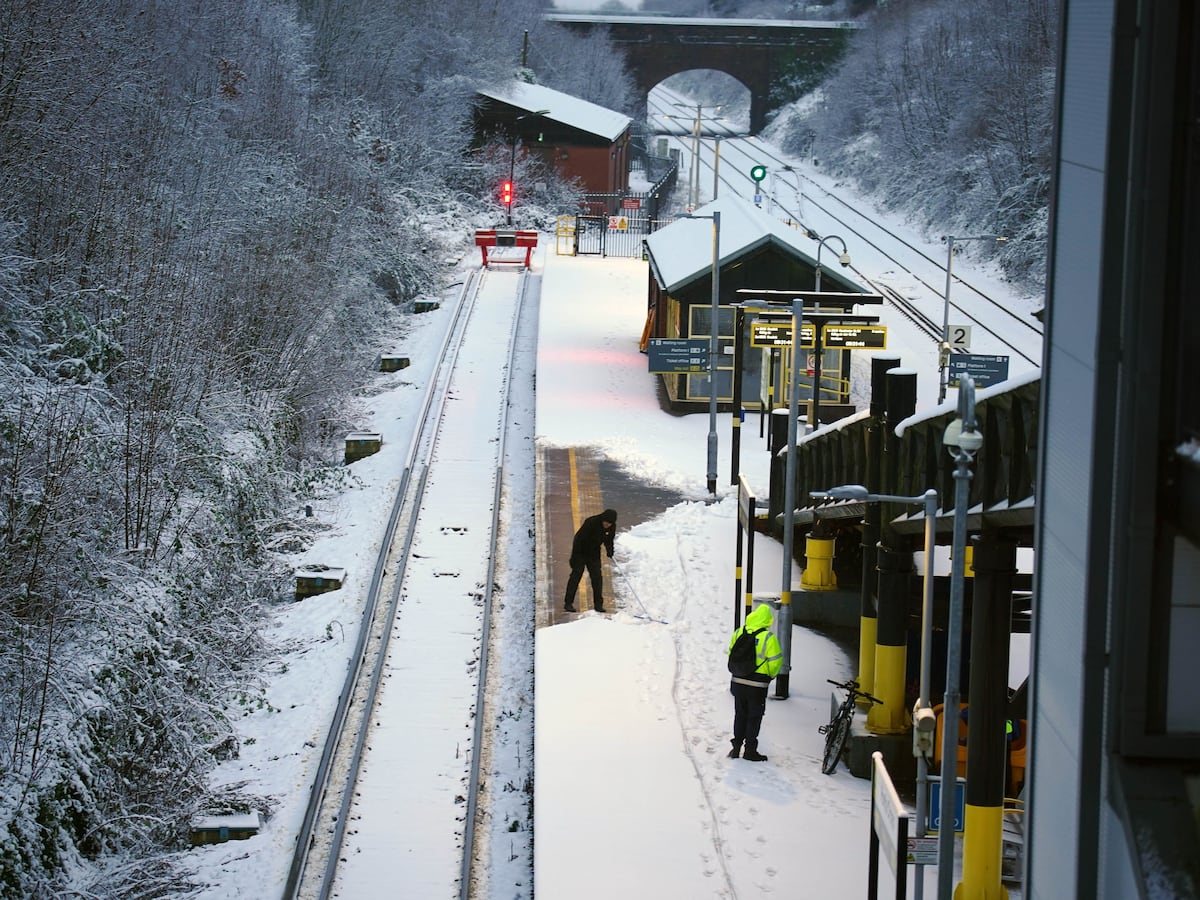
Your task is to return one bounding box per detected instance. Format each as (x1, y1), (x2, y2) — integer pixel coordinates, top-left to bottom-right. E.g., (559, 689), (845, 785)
(500, 180), (514, 206)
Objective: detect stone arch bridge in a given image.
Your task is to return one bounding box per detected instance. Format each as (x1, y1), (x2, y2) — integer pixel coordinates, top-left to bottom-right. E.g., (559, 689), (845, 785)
(544, 13), (859, 133)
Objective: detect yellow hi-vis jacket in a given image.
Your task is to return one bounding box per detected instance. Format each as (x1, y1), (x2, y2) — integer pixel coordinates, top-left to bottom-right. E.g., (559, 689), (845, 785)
(728, 603), (783, 682)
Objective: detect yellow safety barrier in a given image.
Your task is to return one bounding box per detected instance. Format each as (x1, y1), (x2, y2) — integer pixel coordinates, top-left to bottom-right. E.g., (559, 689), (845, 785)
(800, 535), (837, 590)
(555, 215), (577, 256)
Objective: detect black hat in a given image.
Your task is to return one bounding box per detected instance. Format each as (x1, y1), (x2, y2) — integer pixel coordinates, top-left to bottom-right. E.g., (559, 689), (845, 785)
(602, 509), (617, 524)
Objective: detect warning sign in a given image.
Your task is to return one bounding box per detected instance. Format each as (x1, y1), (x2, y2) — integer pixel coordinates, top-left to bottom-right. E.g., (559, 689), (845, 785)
(608, 216), (629, 231)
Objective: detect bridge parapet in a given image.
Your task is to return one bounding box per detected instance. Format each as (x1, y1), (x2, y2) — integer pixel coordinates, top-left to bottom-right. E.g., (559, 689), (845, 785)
(546, 13), (858, 133)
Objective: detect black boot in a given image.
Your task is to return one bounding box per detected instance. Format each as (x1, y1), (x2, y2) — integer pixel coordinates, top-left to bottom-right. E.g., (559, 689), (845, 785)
(728, 739), (742, 759)
(742, 741), (768, 762)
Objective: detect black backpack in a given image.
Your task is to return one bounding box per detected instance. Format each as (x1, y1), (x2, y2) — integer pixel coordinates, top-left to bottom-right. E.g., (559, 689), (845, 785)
(727, 626), (765, 678)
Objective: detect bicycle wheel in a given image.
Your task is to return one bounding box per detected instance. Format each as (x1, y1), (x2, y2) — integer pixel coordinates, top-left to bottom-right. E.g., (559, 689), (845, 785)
(821, 712), (852, 774)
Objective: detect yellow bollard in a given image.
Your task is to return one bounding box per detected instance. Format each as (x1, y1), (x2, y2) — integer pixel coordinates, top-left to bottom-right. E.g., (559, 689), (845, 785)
(857, 615), (877, 698)
(866, 640), (909, 732)
(800, 535), (838, 590)
(954, 804), (1009, 900)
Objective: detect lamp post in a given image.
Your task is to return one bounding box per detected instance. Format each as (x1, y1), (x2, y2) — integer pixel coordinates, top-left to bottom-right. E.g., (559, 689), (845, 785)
(809, 235), (851, 433)
(811, 484), (939, 899)
(737, 286), (883, 699)
(730, 299), (785, 483)
(682, 210), (722, 494)
(672, 102), (720, 209)
(507, 109), (549, 226)
(938, 235), (1006, 402)
(937, 375), (982, 899)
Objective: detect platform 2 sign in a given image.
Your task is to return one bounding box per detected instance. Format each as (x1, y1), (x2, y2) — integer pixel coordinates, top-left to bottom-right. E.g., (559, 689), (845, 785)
(948, 353), (1010, 388)
(647, 338), (709, 374)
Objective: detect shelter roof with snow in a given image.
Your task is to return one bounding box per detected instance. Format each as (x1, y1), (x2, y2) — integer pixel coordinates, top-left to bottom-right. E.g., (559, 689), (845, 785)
(643, 196), (869, 415)
(645, 195), (863, 295)
(475, 82), (631, 144)
(474, 82), (633, 200)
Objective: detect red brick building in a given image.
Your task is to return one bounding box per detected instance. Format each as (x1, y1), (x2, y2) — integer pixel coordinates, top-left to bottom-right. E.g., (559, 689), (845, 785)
(474, 82), (632, 200)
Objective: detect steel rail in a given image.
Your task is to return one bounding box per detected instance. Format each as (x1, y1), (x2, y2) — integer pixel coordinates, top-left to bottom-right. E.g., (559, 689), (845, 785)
(457, 270), (533, 900)
(646, 90), (1042, 366)
(283, 268), (493, 900)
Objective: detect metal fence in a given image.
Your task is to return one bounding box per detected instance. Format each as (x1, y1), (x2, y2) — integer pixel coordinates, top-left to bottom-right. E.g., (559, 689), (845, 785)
(573, 212), (675, 257)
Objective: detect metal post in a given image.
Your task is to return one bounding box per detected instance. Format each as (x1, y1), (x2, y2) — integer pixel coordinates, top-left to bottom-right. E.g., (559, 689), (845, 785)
(808, 480), (940, 896)
(937, 376), (981, 899)
(776, 297), (804, 699)
(938, 236), (955, 403)
(811, 235), (849, 433)
(913, 488), (938, 900)
(731, 305), (744, 486)
(706, 211), (721, 495)
(692, 104), (701, 208)
(507, 136), (517, 227)
(506, 109), (548, 227)
(938, 235), (1006, 403)
(712, 136), (721, 200)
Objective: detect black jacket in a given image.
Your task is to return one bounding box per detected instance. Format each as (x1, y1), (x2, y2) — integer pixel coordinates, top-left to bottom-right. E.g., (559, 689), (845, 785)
(570, 509), (617, 565)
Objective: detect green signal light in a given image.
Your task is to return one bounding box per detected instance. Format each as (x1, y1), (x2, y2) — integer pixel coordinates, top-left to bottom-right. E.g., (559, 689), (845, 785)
(750, 164), (767, 183)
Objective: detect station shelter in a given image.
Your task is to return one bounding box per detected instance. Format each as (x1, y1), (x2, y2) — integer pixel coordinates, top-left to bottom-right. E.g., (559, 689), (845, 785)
(643, 195), (866, 414)
(474, 81), (632, 205)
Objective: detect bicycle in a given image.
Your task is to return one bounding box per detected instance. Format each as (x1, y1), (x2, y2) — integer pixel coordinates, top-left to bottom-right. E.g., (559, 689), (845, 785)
(818, 678), (883, 774)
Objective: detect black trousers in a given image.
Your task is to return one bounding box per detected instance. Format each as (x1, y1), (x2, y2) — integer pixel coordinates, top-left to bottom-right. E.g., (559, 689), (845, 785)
(564, 555), (603, 607)
(731, 681), (769, 743)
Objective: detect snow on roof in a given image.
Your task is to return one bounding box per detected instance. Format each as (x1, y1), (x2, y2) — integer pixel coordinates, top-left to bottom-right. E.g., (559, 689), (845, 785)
(477, 82), (631, 143)
(645, 195), (864, 295)
(545, 13), (858, 31)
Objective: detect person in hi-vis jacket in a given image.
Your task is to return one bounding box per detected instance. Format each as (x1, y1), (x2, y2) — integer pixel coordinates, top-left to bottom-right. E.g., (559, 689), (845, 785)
(726, 603), (783, 761)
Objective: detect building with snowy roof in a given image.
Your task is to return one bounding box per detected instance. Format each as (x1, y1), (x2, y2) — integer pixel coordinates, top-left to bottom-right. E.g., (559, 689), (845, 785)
(643, 195), (867, 414)
(474, 81), (632, 203)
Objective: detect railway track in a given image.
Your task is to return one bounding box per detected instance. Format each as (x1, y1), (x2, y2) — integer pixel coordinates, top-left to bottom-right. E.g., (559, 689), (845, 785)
(283, 266), (533, 900)
(646, 87), (1042, 368)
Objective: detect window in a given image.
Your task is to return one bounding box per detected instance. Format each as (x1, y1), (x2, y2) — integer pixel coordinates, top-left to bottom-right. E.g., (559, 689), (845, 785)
(684, 304), (735, 403)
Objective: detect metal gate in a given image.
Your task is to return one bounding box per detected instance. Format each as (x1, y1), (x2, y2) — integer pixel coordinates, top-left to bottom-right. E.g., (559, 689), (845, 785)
(575, 213), (672, 258)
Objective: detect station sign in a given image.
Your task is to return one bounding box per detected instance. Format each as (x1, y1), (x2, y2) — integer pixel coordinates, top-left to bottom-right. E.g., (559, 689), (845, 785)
(948, 353), (1010, 388)
(822, 324), (887, 349)
(948, 323), (972, 351)
(647, 338), (709, 374)
(749, 321), (815, 348)
(928, 778), (966, 834)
